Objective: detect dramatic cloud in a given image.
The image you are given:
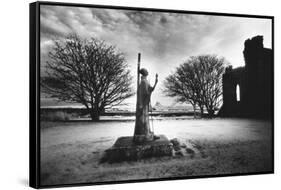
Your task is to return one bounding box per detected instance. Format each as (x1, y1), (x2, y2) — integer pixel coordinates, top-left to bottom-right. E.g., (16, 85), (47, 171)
(40, 5), (272, 107)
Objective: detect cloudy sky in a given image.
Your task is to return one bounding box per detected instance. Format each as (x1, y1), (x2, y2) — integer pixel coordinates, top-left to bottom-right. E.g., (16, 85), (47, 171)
(40, 5), (272, 108)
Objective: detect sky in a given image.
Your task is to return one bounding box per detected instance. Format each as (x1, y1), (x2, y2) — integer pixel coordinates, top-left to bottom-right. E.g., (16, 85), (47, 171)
(40, 5), (272, 108)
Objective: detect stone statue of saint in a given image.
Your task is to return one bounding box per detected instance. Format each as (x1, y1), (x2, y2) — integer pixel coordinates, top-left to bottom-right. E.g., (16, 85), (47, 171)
(134, 68), (158, 143)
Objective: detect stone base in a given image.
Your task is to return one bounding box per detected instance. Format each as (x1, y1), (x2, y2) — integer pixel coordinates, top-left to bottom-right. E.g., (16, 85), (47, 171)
(104, 135), (173, 162)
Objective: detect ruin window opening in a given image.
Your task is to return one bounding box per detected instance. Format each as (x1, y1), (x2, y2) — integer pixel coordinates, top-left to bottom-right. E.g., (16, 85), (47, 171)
(236, 84), (240, 102)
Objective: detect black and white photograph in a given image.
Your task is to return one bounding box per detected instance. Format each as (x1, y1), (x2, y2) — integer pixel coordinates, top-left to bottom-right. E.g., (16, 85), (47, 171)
(33, 1), (273, 188)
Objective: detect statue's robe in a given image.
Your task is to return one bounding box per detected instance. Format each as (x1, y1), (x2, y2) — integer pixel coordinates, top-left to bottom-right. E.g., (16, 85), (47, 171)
(134, 77), (154, 143)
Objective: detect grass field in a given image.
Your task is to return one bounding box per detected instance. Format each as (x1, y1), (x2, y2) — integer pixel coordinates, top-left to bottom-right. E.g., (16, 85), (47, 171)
(40, 118), (273, 186)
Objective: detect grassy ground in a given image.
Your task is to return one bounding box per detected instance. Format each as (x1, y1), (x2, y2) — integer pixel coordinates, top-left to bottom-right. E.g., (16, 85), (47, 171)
(40, 118), (273, 186)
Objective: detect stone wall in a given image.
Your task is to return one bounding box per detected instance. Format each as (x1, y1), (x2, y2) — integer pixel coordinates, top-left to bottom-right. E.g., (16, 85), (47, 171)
(219, 36), (273, 118)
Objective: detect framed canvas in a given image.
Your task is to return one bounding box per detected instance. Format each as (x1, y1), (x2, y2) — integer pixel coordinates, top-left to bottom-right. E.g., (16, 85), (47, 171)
(29, 1), (274, 188)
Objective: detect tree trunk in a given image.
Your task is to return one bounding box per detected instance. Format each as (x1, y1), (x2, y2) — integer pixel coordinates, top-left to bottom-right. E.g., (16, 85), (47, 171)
(91, 113), (100, 121)
(207, 109), (215, 118)
(200, 106), (204, 117)
(90, 108), (100, 121)
(192, 104), (196, 118)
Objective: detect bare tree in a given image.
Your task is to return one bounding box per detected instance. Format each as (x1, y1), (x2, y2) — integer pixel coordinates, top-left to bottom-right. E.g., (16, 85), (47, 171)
(163, 62), (200, 117)
(41, 35), (134, 121)
(164, 55), (228, 117)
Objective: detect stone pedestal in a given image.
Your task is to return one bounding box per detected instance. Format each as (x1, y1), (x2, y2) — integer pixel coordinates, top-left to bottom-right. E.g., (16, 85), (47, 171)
(104, 135), (173, 162)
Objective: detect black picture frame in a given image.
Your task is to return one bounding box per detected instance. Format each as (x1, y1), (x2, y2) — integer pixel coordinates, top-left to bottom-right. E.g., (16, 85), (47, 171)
(30, 1), (274, 188)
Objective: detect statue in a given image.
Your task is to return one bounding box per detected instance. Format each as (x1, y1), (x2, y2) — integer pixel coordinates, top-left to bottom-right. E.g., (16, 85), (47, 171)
(133, 64), (158, 143)
(104, 53), (173, 162)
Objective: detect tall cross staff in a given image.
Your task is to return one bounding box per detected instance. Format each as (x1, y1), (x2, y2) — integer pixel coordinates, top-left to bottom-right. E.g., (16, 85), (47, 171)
(136, 53), (141, 110)
(133, 53), (141, 141)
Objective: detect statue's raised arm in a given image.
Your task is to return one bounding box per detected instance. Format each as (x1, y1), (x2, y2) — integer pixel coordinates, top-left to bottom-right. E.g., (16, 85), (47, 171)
(152, 73), (158, 92)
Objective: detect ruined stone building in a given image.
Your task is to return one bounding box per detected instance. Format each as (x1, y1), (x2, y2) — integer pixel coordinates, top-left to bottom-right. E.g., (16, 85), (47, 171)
(219, 36), (273, 118)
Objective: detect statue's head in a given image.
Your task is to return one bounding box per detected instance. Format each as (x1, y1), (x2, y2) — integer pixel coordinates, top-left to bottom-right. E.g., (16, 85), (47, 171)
(139, 68), (149, 76)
